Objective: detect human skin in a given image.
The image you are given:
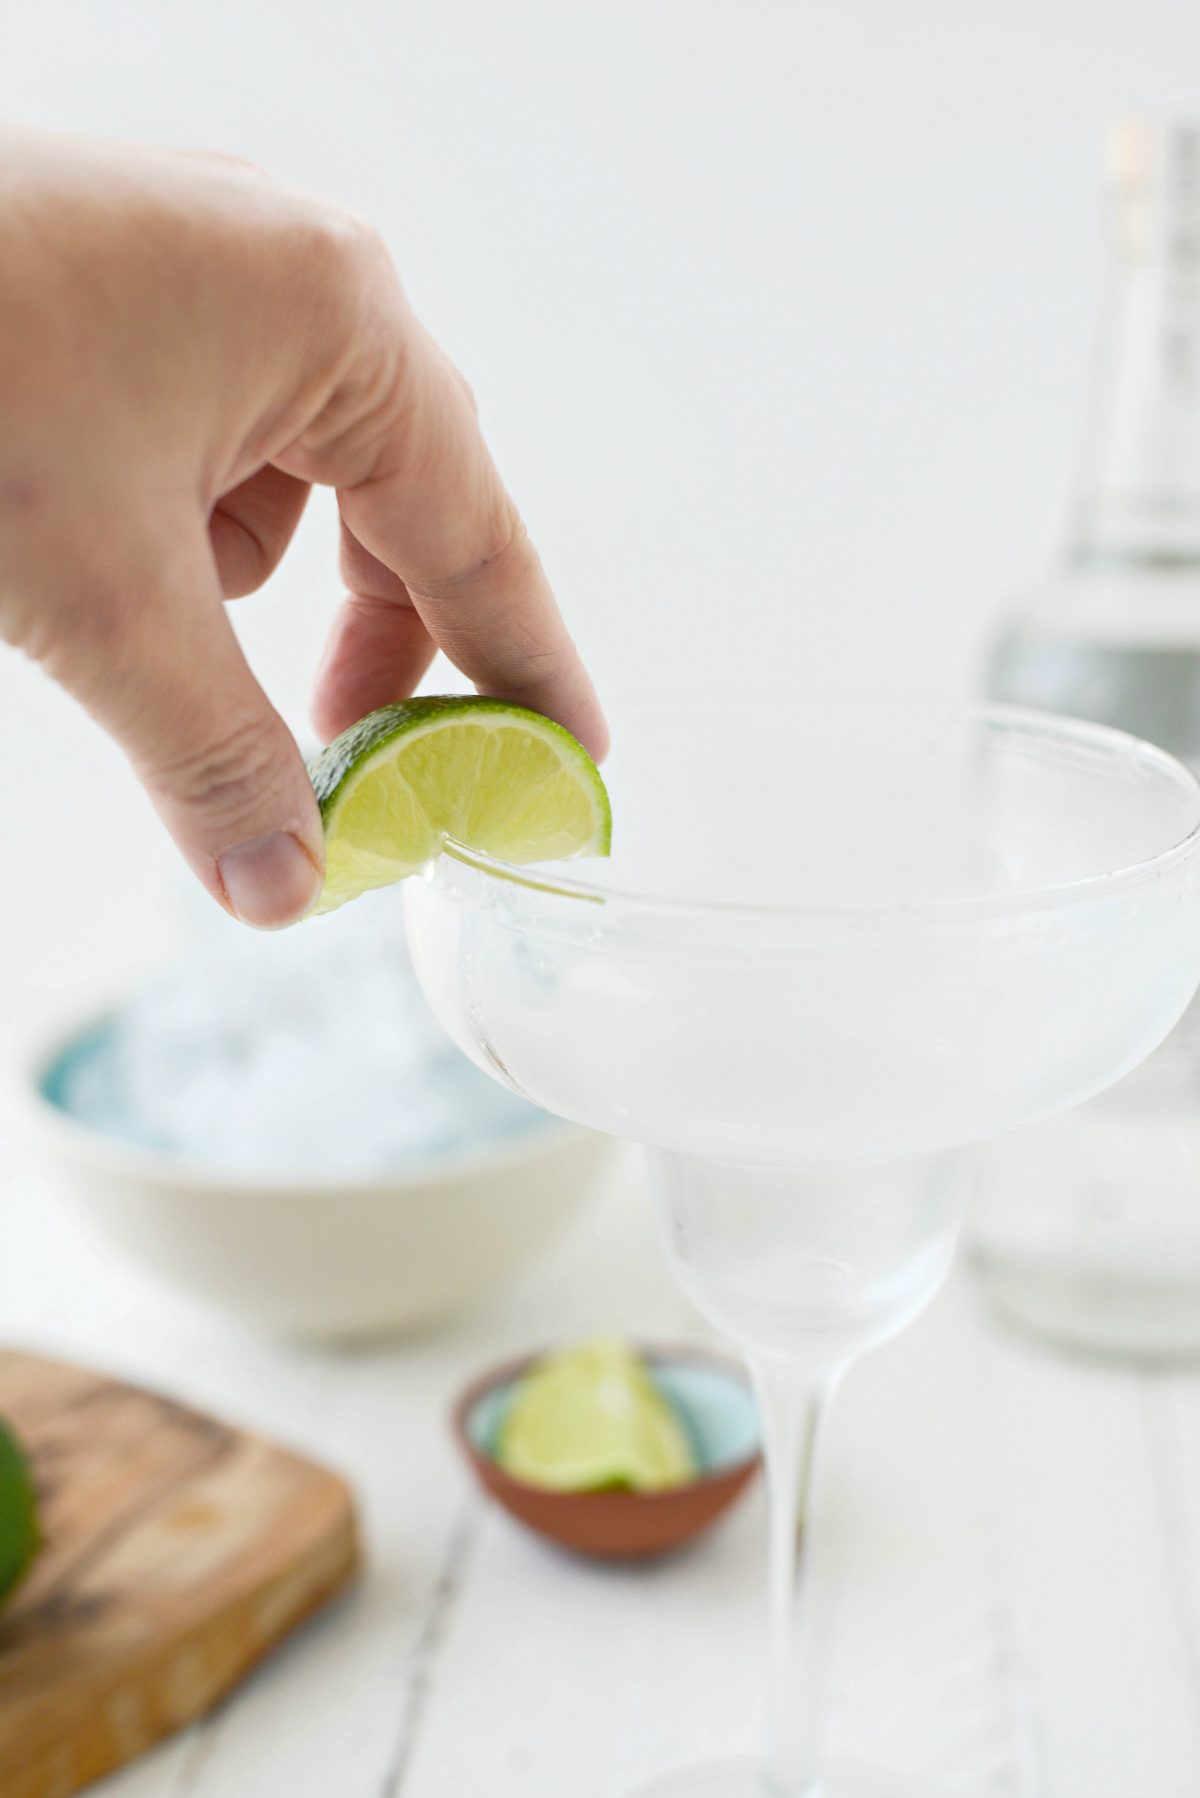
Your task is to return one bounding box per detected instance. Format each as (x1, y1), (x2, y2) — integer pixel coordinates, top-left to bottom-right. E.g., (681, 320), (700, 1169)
(0, 128), (606, 927)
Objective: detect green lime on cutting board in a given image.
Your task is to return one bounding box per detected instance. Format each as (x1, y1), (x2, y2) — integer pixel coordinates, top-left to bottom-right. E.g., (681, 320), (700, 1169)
(0, 1413), (40, 1606)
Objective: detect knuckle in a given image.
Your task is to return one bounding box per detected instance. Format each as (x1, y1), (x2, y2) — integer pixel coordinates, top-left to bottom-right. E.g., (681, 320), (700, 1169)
(298, 207), (396, 300)
(343, 214), (396, 281)
(293, 357), (403, 489)
(1, 603), (56, 668)
(180, 148), (266, 177)
(11, 562), (130, 690)
(449, 362), (479, 417)
(421, 501), (528, 598)
(145, 710), (287, 828)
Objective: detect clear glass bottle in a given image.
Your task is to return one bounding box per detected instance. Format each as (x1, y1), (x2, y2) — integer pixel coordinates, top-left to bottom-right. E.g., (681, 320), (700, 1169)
(969, 121), (1200, 1356)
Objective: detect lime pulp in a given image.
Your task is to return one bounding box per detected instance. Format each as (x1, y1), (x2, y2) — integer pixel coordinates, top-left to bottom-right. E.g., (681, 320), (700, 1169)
(308, 696), (611, 914)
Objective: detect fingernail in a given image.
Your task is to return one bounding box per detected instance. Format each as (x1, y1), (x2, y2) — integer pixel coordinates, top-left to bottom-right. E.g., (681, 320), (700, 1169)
(218, 832), (322, 929)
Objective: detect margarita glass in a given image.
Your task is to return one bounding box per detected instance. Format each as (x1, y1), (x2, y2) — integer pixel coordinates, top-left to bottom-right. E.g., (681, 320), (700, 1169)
(404, 697), (1200, 1797)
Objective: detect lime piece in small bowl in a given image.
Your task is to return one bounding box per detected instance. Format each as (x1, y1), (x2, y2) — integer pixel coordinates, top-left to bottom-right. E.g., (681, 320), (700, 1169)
(496, 1336), (698, 1493)
(454, 1341), (760, 1560)
(309, 696), (611, 915)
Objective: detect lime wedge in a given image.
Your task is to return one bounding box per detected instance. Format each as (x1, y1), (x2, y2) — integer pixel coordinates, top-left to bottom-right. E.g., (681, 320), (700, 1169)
(0, 1415), (40, 1608)
(496, 1337), (698, 1493)
(308, 696), (611, 915)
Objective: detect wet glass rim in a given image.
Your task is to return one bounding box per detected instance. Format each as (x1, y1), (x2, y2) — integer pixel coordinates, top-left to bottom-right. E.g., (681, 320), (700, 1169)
(437, 704), (1200, 927)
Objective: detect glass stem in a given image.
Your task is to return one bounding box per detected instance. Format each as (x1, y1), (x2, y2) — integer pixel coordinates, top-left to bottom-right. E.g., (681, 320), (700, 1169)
(750, 1353), (843, 1798)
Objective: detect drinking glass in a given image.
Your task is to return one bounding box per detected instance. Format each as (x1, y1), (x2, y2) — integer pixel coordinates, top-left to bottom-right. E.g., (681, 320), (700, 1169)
(404, 696), (1200, 1797)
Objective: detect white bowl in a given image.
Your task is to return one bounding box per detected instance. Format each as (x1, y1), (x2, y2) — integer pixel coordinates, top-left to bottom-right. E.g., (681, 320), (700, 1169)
(5, 1010), (611, 1343)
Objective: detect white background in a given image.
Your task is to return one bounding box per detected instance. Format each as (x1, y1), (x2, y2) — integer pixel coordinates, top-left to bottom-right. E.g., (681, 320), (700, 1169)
(4, 0), (1200, 1013)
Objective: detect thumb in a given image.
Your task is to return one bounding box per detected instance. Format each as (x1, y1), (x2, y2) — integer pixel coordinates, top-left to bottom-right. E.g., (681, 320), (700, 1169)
(56, 531), (324, 929)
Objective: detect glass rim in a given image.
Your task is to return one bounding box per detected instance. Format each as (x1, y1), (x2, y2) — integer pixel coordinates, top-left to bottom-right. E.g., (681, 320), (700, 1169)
(437, 703), (1200, 927)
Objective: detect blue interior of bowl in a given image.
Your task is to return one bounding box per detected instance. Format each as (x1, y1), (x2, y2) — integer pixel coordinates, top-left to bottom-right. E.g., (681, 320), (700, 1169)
(41, 1019), (175, 1145)
(468, 1354), (760, 1480)
(40, 1013), (557, 1175)
(41, 1021), (112, 1110)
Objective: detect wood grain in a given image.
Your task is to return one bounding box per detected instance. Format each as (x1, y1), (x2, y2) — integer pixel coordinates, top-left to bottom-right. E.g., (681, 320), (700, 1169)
(0, 1348), (360, 1798)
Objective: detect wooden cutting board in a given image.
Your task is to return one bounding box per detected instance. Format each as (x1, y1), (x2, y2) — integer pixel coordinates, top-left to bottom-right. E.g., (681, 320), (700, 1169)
(0, 1348), (360, 1798)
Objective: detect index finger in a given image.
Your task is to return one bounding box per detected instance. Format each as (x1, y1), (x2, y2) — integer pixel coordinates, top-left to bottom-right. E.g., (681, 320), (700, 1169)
(312, 308), (607, 760)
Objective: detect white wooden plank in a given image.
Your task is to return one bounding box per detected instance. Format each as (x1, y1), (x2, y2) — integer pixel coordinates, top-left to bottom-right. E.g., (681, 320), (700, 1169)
(977, 1304), (1200, 1798)
(400, 1480), (763, 1797)
(1141, 1378), (1200, 1735)
(819, 1276), (1036, 1796)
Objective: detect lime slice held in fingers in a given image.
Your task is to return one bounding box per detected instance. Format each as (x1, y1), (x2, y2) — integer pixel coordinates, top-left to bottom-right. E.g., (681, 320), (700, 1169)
(308, 696), (611, 914)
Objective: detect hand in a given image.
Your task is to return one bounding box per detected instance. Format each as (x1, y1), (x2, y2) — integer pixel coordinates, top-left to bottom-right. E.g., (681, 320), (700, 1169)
(0, 129), (606, 927)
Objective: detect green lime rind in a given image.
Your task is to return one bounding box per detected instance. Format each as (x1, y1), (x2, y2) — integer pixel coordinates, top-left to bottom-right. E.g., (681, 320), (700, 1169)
(307, 696), (611, 916)
(0, 1415), (41, 1608)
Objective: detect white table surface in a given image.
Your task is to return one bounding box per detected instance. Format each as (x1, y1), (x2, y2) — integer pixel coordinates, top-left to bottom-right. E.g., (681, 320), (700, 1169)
(3, 1133), (1199, 1798)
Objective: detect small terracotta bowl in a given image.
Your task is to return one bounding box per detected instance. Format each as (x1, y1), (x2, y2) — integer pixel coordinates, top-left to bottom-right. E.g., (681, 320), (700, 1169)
(452, 1345), (761, 1560)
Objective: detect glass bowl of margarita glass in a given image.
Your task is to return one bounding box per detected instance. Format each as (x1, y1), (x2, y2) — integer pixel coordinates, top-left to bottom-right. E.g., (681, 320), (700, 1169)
(404, 694), (1200, 1798)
